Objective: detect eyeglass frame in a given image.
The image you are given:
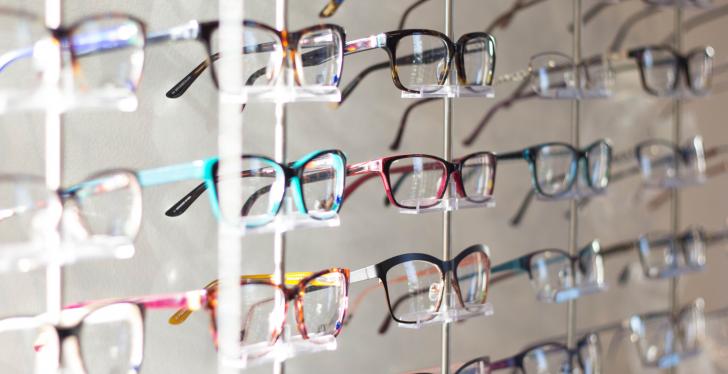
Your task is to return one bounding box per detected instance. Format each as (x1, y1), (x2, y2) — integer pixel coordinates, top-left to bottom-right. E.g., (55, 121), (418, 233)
(345, 151), (497, 209)
(349, 244), (491, 325)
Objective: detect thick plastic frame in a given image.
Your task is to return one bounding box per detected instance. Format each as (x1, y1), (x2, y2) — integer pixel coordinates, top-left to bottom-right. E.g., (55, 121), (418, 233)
(164, 21), (346, 99)
(345, 151), (496, 210)
(628, 45), (715, 97)
(496, 140), (612, 199)
(0, 302), (146, 374)
(340, 30), (496, 103)
(370, 244), (491, 326)
(139, 149), (346, 230)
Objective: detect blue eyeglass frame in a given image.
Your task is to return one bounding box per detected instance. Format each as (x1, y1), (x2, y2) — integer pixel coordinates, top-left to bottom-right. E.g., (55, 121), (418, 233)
(133, 149), (346, 228)
(496, 140), (612, 198)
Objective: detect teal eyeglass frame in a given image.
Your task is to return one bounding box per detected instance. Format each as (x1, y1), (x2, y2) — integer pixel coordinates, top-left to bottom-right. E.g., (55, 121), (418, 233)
(135, 149), (347, 228)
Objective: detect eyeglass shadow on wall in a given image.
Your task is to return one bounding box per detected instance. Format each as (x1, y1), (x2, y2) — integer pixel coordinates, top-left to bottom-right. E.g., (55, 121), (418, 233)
(384, 3), (726, 152)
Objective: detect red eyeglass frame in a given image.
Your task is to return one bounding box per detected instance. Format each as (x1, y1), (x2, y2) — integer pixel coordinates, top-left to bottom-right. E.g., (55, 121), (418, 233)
(345, 152), (497, 209)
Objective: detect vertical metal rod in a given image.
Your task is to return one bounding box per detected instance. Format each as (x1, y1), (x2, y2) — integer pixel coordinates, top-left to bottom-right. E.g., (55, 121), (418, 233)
(44, 0), (63, 323)
(217, 0), (244, 373)
(273, 1), (288, 373)
(441, 0), (453, 373)
(566, 0), (582, 350)
(668, 7), (682, 374)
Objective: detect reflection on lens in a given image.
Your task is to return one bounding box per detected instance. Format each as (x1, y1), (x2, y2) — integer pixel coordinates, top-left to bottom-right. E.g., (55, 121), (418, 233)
(389, 156), (447, 208)
(529, 53), (574, 97)
(0, 318), (58, 374)
(218, 157), (285, 227)
(298, 28), (342, 86)
(385, 260), (443, 322)
(587, 142), (610, 190)
(637, 142), (677, 187)
(0, 11), (49, 97)
(461, 36), (491, 86)
(211, 25), (283, 91)
(688, 48), (713, 94)
(80, 303), (143, 373)
(238, 284), (285, 350)
(72, 171), (140, 242)
(534, 145), (575, 196)
(455, 251), (489, 308)
(0, 176), (59, 245)
(460, 154), (494, 202)
(71, 17), (145, 95)
(640, 48), (678, 96)
(529, 251), (572, 302)
(523, 344), (571, 374)
(579, 334), (602, 374)
(301, 152), (344, 220)
(302, 271), (346, 340)
(639, 233), (677, 278)
(395, 34), (449, 92)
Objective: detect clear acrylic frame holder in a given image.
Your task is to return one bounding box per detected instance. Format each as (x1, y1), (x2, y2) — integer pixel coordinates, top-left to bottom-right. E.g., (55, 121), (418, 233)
(239, 196), (340, 236)
(231, 66), (341, 104)
(223, 333), (338, 370)
(0, 236), (136, 273)
(397, 298), (494, 329)
(542, 280), (608, 304)
(400, 84), (494, 99)
(534, 182), (606, 202)
(398, 180), (496, 214)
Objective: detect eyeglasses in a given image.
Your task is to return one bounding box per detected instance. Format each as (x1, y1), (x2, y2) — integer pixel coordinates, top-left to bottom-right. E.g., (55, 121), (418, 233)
(511, 136), (707, 227)
(497, 140), (612, 199)
(0, 9), (147, 103)
(628, 299), (705, 369)
(491, 240), (605, 303)
(345, 152), (496, 209)
(464, 333), (601, 374)
(339, 30), (496, 103)
(68, 270), (349, 359)
(0, 302), (145, 374)
(626, 45), (714, 96)
(164, 21), (346, 98)
(0, 171), (142, 266)
(350, 245), (491, 325)
(134, 150), (346, 228)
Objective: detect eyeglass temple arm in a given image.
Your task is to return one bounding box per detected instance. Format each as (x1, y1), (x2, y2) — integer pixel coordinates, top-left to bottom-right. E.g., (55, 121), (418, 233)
(486, 0), (548, 34)
(166, 40), (279, 98)
(397, 0), (433, 29)
(319, 0), (345, 17)
(661, 3), (728, 45)
(390, 98), (439, 151)
(463, 81), (534, 146)
(343, 161), (383, 201)
(567, 2), (611, 34)
(609, 6), (661, 53)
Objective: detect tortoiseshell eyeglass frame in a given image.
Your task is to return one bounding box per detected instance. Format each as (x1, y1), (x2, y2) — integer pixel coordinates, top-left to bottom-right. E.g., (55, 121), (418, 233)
(205, 269), (351, 348)
(342, 30), (496, 98)
(164, 21), (346, 98)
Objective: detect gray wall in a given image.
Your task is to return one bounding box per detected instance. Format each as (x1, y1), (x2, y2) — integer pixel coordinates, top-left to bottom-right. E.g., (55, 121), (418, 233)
(1, 0), (727, 373)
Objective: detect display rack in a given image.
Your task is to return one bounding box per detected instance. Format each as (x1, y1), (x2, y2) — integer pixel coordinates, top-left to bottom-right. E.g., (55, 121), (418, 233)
(441, 0), (454, 372)
(44, 0), (63, 323)
(566, 0), (582, 350)
(668, 6), (684, 374)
